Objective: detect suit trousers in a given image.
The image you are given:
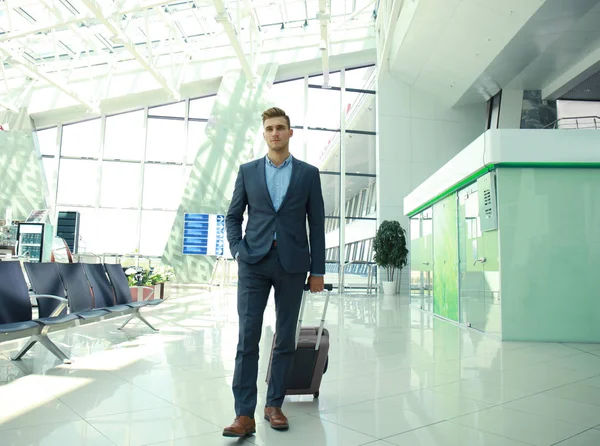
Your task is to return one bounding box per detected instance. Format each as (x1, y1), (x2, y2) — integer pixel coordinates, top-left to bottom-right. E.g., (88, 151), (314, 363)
(232, 246), (306, 417)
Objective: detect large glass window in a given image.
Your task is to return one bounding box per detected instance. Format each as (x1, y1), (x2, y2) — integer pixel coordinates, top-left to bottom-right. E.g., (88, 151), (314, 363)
(95, 209), (140, 253)
(36, 127), (58, 156)
(37, 65), (377, 266)
(104, 111), (145, 161)
(307, 87), (341, 129)
(306, 129), (338, 168)
(142, 164), (185, 210)
(189, 95), (216, 119)
(146, 118), (186, 163)
(345, 66), (376, 90)
(57, 159), (99, 206)
(100, 162), (141, 209)
(61, 119), (101, 158)
(271, 79), (305, 126)
(140, 210), (177, 256)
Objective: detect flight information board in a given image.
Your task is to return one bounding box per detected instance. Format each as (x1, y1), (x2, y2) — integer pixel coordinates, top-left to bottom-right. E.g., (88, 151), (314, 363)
(182, 213), (225, 256)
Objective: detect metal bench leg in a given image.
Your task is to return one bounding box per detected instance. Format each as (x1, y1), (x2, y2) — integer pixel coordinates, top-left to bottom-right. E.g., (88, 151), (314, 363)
(119, 311), (158, 332)
(12, 334), (71, 364)
(38, 335), (71, 364)
(135, 312), (159, 332)
(11, 336), (38, 361)
(118, 314), (135, 330)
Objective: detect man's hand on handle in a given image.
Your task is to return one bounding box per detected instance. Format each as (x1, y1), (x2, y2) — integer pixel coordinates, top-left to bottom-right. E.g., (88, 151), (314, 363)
(308, 275), (325, 293)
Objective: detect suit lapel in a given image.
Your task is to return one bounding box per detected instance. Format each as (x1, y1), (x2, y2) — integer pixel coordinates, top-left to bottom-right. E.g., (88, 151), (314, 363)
(279, 158), (303, 211)
(257, 158), (275, 211)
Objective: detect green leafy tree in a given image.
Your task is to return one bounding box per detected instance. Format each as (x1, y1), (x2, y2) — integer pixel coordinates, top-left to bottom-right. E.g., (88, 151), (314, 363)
(373, 220), (409, 282)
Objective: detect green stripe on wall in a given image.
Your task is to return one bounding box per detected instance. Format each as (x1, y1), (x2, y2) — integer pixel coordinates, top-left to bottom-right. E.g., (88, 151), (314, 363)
(406, 162), (600, 217)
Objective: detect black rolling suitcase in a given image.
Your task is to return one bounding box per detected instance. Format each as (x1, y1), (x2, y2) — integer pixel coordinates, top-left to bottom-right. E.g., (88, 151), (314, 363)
(266, 283), (332, 398)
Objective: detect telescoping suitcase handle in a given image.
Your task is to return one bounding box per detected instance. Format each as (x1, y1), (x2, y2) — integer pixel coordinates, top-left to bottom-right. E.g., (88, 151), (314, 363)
(295, 284), (333, 350)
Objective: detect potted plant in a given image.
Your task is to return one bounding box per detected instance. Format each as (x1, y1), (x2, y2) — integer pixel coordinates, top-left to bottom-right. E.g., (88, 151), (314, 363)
(373, 220), (409, 294)
(126, 265), (175, 301)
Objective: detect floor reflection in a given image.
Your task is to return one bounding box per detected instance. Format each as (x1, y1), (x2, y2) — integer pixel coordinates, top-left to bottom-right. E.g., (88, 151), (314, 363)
(0, 287), (599, 445)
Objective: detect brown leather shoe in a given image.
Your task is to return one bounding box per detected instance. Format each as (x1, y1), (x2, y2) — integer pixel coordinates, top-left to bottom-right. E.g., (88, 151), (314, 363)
(264, 406), (289, 430)
(222, 416), (256, 437)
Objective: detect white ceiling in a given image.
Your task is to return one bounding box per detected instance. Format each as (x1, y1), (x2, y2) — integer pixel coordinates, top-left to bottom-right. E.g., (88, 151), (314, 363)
(386, 0), (600, 107)
(469, 0), (600, 103)
(0, 0), (376, 118)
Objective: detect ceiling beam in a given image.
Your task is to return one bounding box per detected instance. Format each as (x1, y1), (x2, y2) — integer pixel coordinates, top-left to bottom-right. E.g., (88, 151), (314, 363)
(0, 45), (99, 112)
(213, 0), (255, 87)
(0, 14), (91, 42)
(243, 0), (262, 72)
(79, 0), (180, 99)
(0, 1), (211, 43)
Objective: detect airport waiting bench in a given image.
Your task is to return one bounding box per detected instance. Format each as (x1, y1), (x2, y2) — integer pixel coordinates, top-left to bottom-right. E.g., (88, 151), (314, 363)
(0, 261), (162, 364)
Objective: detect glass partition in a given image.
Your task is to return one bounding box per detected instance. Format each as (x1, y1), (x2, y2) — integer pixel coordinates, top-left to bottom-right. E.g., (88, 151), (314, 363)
(409, 208), (433, 311)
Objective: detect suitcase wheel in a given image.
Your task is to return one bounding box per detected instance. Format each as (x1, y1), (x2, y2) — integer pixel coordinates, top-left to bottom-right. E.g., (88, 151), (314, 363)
(313, 391), (319, 398)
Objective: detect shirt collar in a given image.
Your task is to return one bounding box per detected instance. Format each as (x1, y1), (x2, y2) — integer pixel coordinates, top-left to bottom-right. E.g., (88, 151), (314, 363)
(266, 154), (293, 169)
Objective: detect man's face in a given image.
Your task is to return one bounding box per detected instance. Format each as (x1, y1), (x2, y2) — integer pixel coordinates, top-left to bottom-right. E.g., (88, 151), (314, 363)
(263, 117), (293, 152)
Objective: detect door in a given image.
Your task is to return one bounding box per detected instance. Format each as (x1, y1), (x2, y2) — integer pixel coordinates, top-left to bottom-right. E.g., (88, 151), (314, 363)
(458, 186), (486, 331)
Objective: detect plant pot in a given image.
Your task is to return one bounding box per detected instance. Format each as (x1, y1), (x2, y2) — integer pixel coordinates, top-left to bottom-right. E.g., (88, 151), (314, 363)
(382, 281), (396, 295)
(129, 283), (164, 302)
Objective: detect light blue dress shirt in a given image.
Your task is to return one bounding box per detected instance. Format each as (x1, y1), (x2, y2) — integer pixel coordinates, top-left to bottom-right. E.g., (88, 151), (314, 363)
(265, 154), (293, 216)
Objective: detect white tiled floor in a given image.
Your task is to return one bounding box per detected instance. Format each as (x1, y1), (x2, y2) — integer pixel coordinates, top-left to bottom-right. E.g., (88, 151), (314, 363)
(1, 288), (600, 445)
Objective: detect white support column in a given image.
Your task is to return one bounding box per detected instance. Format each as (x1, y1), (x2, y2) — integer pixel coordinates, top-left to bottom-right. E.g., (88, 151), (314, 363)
(182, 97), (190, 193)
(339, 69), (346, 293)
(303, 75), (309, 162)
(136, 106), (149, 253)
(51, 124), (63, 224)
(96, 115), (106, 213)
(318, 0), (330, 87)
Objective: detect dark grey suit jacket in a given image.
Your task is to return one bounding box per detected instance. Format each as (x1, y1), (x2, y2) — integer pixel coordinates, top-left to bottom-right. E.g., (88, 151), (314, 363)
(226, 156), (326, 275)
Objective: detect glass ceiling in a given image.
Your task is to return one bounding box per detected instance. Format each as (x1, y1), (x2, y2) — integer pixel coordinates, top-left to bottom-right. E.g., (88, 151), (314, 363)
(0, 0), (376, 112)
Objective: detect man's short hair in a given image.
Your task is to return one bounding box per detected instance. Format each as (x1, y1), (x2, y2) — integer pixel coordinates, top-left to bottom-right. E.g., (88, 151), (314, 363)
(262, 107), (291, 129)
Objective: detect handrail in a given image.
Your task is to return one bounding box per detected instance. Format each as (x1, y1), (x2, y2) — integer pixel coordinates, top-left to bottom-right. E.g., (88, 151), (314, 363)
(116, 253), (153, 268)
(74, 252), (102, 262)
(341, 260), (377, 294)
(543, 116), (600, 129)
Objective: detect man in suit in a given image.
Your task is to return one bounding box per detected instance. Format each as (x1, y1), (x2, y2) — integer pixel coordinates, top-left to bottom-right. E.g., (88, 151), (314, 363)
(223, 107), (326, 437)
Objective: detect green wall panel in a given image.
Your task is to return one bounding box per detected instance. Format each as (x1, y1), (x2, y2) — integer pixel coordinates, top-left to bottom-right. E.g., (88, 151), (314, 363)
(0, 131), (48, 220)
(433, 195), (459, 321)
(497, 167), (600, 342)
